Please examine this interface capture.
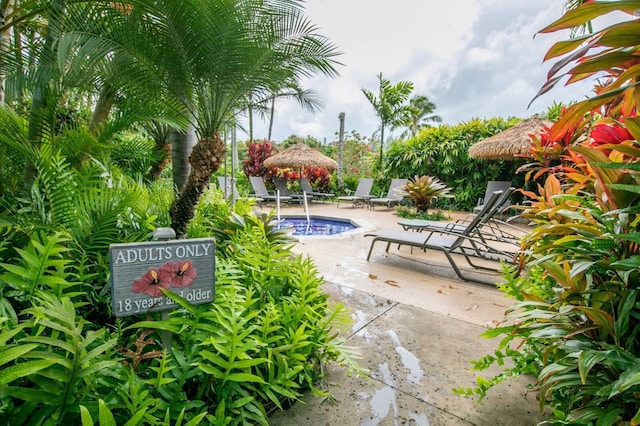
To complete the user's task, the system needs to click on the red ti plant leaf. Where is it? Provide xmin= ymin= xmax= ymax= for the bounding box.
xmin=623 ymin=116 xmax=640 ymax=142
xmin=598 ymin=20 xmax=640 ymax=48
xmin=538 ymin=1 xmax=640 ymax=34
xmin=571 ymin=146 xmax=626 ymax=210
xmin=544 ymin=34 xmax=592 ymax=61
xmin=573 ymin=306 xmax=616 ymax=340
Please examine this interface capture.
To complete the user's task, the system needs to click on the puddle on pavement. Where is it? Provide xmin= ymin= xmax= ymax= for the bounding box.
xmin=388 ymin=330 xmax=425 ymax=384
xmin=367 ymin=386 xmax=397 ymax=424
xmin=352 ymin=309 xmax=370 ymax=332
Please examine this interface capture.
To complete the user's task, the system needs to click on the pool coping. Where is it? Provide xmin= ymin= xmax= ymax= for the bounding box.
xmin=279 ymin=214 xmax=374 ymax=239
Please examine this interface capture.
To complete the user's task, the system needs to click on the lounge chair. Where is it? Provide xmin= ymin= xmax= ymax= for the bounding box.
xmin=336 ymin=178 xmax=374 ymax=208
xmin=299 ymin=178 xmax=334 ymax=203
xmin=474 ymin=181 xmax=513 ymax=219
xmin=217 ymin=176 xmax=263 ymax=204
xmin=368 ymin=178 xmax=409 ymax=209
xmin=249 ymin=176 xmax=292 ymax=205
xmin=397 ymin=187 xmax=525 ymax=245
xmin=365 ymin=190 xmax=519 ymax=285
xmin=273 ymin=178 xmax=314 ymax=205
xmin=217 ymin=176 xmax=240 ymax=200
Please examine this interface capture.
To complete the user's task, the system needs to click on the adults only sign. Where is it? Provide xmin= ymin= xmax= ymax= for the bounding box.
xmin=109 ymin=238 xmax=215 ymax=317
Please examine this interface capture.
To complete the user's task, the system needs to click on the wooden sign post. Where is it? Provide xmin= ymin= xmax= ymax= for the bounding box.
xmin=109 ymin=235 xmax=215 ymax=315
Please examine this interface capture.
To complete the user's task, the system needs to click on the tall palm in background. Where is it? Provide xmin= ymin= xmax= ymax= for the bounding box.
xmin=362 ymin=72 xmax=413 ymax=166
xmin=403 ymin=95 xmax=442 ymax=138
xmin=260 ymin=80 xmax=324 ymax=143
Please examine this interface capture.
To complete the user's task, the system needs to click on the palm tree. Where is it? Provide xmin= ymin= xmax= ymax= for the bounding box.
xmin=2 ymin=0 xmax=341 ymax=237
xmin=1 ymin=1 xmax=181 ymax=186
xmin=259 ymin=81 xmax=323 ymax=142
xmin=362 ymin=73 xmax=413 ymax=166
xmin=155 ymin=1 xmax=341 ymax=236
xmin=402 ymin=95 xmax=442 ymax=138
xmin=0 ymin=0 xmax=16 ymax=104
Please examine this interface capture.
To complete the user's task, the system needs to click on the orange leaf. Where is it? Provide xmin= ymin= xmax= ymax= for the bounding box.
xmin=538 ymin=1 xmax=640 ymax=34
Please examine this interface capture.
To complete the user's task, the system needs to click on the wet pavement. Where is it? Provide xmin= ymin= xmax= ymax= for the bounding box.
xmin=265 ymin=201 xmax=546 ymax=425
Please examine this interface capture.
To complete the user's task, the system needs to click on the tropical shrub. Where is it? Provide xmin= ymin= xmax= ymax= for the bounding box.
xmin=0 ymin=108 xmax=27 ymax=197
xmin=395 ymin=206 xmax=449 ymax=221
xmin=110 ymin=131 xmax=160 ymax=180
xmin=243 ymin=140 xmax=274 ymax=177
xmin=456 ymin=3 xmax=640 ymax=424
xmin=0 ymin=166 xmax=361 ymax=424
xmin=304 ymin=167 xmax=331 ymax=193
xmin=400 ymin=175 xmax=453 ymax=212
xmin=126 ymin=205 xmax=362 ymax=424
xmin=324 ymin=131 xmax=376 ymax=185
xmin=384 ymin=117 xmax=522 ymax=211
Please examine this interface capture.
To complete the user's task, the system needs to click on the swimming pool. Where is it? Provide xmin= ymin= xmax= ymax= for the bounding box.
xmin=277 ymin=216 xmax=358 ymax=236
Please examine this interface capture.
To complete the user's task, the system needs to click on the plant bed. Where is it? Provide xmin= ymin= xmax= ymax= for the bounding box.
xmin=395 ymin=205 xmax=450 ymax=221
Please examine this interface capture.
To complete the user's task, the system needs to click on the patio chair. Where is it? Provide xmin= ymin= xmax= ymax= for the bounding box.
xmin=217 ymin=176 xmax=263 ymax=204
xmin=368 ymin=178 xmax=409 ymax=209
xmin=474 ymin=180 xmax=513 ymax=219
xmin=249 ymin=176 xmax=292 ymax=205
xmin=365 ymin=190 xmax=519 ymax=285
xmin=217 ymin=176 xmax=240 ymax=201
xmin=273 ymin=178 xmax=314 ymax=205
xmin=299 ymin=178 xmax=334 ymax=203
xmin=336 ymin=178 xmax=374 ymax=208
xmin=397 ymin=187 xmax=526 ymax=246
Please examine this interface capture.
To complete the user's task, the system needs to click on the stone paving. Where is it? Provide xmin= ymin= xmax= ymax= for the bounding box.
xmin=264 ymin=201 xmax=546 ymax=425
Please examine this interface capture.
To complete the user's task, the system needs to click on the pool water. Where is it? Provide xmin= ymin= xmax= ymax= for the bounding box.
xmin=278 ymin=217 xmax=358 ymax=236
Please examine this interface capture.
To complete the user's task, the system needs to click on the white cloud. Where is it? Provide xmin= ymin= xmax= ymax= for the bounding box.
xmin=246 ymin=0 xmax=612 ymax=143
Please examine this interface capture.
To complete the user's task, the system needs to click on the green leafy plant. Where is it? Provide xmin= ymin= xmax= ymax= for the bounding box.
xmin=400 ymin=175 xmax=453 ymax=212
xmin=0 ymin=293 xmax=120 ymax=425
xmin=395 ymin=205 xmax=449 ymax=221
xmin=130 ymin=208 xmax=362 ymax=425
xmin=457 ymin=3 xmax=640 ymax=422
xmin=384 ymin=117 xmax=522 ymax=211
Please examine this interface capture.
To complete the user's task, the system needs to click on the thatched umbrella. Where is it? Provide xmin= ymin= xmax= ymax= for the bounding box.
xmin=468 ymin=116 xmax=552 ymax=160
xmin=263 ymin=143 xmax=338 ymax=170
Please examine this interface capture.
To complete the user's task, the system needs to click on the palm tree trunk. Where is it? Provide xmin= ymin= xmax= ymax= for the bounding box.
xmin=89 ymin=83 xmax=116 ymax=133
xmin=170 ymin=132 xmax=225 ymax=238
xmin=248 ymin=101 xmax=254 ymax=142
xmin=379 ymin=124 xmax=385 ymax=167
xmin=24 ymin=0 xmax=65 ymax=188
xmin=268 ymin=96 xmax=275 ymax=142
xmin=170 ymin=125 xmax=197 ymax=191
xmin=0 ymin=0 xmax=16 ymax=104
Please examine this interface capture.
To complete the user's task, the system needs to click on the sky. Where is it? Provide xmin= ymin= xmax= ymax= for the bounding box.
xmin=247 ymin=0 xmax=608 ymax=144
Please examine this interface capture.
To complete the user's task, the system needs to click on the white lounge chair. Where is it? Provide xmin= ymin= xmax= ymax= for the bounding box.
xmin=299 ymin=178 xmax=334 ymax=203
xmin=368 ymin=178 xmax=409 ymax=209
xmin=336 ymin=178 xmax=374 ymax=208
xmin=397 ymin=187 xmax=525 ymax=245
xmin=273 ymin=178 xmax=313 ymax=205
xmin=217 ymin=176 xmax=263 ymax=204
xmin=474 ymin=180 xmax=513 ymax=219
xmin=249 ymin=176 xmax=292 ymax=205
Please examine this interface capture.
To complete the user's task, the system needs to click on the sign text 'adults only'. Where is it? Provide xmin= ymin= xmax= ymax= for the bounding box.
xmin=109 ymin=238 xmax=215 ymax=317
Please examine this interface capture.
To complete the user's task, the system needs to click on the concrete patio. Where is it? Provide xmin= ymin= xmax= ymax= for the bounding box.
xmin=265 ymin=201 xmax=546 ymax=425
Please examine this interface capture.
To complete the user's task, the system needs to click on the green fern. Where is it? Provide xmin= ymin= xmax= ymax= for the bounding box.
xmin=31 ymin=145 xmax=80 ymax=229
xmin=78 ymin=399 xmax=207 ymax=426
xmin=0 ymin=319 xmax=57 ymax=387
xmin=0 ymin=294 xmax=120 ymax=425
xmin=0 ymin=231 xmax=75 ymax=301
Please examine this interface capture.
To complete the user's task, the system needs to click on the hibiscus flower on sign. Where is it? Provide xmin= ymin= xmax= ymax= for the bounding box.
xmin=161 ymin=260 xmax=197 ymax=288
xmin=132 ymin=267 xmax=173 ymax=297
